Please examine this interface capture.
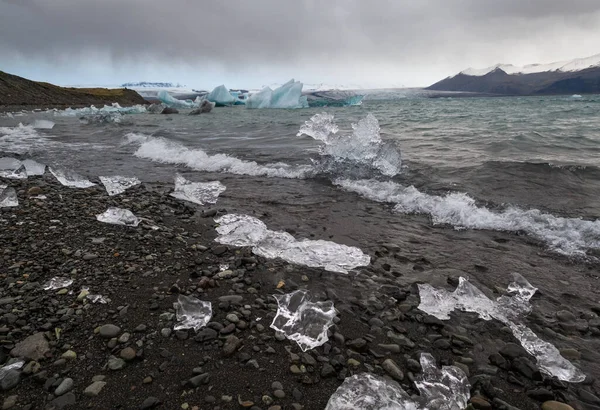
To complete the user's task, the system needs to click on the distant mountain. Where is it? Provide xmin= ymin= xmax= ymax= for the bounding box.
xmin=428 ymin=54 xmax=600 ymax=95
xmin=121 ymin=82 xmax=185 ymax=88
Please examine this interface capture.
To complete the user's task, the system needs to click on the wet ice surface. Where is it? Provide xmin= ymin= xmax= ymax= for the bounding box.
xmin=99 ymin=175 xmax=141 ymax=196
xmin=0 ymin=157 xmax=46 ymax=178
xmin=49 ymin=168 xmax=95 ymax=188
xmin=214 ymin=214 xmax=370 ymax=273
xmin=22 ymin=159 xmax=46 ymax=175
xmin=417 ymin=273 xmax=586 ymax=382
xmin=96 ymin=208 xmax=140 ymax=227
xmin=325 ymin=353 xmax=470 ymax=410
xmin=270 ymin=290 xmax=336 ymax=352
xmin=173 ymin=295 xmax=212 ymax=332
xmin=0 ymin=186 xmax=18 ymax=207
xmin=170 ymin=174 xmax=226 ymax=205
xmin=43 ymin=277 xmax=73 ymax=290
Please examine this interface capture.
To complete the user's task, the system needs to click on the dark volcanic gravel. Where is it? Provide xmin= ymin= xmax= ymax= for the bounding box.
xmin=1 ymin=171 xmax=599 ymax=410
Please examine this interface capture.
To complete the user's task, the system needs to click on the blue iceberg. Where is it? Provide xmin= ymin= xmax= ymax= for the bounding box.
xmin=206 ymin=85 xmax=236 ymax=107
xmin=246 ymin=79 xmax=309 ymax=109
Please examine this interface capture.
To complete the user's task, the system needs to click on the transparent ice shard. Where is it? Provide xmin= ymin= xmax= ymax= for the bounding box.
xmin=417 ymin=274 xmax=585 ymax=382
xmin=87 ymin=294 xmax=108 ymax=304
xmin=325 ymin=353 xmax=470 ymax=410
xmin=49 ymin=168 xmax=95 ymax=188
xmin=298 ymin=113 xmax=339 ymax=142
xmin=0 ymin=186 xmax=18 ymax=207
xmin=43 ymin=277 xmax=74 ymax=290
xmin=270 ymin=290 xmax=336 ymax=352
xmin=0 ymin=164 xmax=27 ymax=179
xmin=96 ymin=207 xmax=140 ymax=227
xmin=99 ymin=175 xmax=141 ymax=196
xmin=214 ymin=214 xmax=370 ymax=273
xmin=173 ymin=294 xmax=212 ymax=332
xmin=22 ymin=159 xmax=46 ymax=176
xmin=170 ymin=174 xmax=226 ymax=205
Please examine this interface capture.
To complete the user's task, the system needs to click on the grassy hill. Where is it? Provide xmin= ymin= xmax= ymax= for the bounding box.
xmin=0 ymin=70 xmax=147 ymax=109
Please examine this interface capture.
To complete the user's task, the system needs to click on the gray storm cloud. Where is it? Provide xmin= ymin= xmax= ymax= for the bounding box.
xmin=1 ymin=0 xmax=600 ymax=86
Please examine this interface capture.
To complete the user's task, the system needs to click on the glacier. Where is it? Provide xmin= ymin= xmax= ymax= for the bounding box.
xmin=206 ymin=85 xmax=237 ymax=107
xmin=246 ymin=79 xmax=309 ymax=109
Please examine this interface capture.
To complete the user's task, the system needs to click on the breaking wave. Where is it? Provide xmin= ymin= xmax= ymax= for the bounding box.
xmin=335 ymin=178 xmax=600 ymax=256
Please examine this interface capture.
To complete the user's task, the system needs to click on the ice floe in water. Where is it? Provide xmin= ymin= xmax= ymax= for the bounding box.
xmin=335 ymin=179 xmax=600 ymax=256
xmin=417 ymin=274 xmax=585 ymax=382
xmin=99 ymin=175 xmax=141 ymax=196
xmin=173 ymin=295 xmax=212 ymax=332
xmin=271 ymin=290 xmax=336 ymax=351
xmin=32 ymin=119 xmax=55 ymax=129
xmin=214 ymin=214 xmax=370 ymax=273
xmin=170 ymin=174 xmax=226 ymax=205
xmin=325 ymin=353 xmax=470 ymax=410
xmin=56 ymin=103 xmax=147 ymax=116
xmin=49 ymin=167 xmax=95 ymax=188
xmin=0 ymin=186 xmax=18 ymax=207
xmin=96 ymin=208 xmax=140 ymax=227
xmin=246 ymin=79 xmax=308 ymax=109
xmin=43 ymin=277 xmax=73 ymax=290
xmin=206 ymin=85 xmax=236 ymax=106
xmin=298 ymin=113 xmax=402 ymax=177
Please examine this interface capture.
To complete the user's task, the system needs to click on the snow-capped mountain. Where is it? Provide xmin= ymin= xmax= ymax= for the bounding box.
xmin=121 ymin=82 xmax=185 ymax=88
xmin=459 ymin=54 xmax=600 ymax=77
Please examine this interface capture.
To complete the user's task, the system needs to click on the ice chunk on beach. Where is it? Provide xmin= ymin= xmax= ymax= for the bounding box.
xmin=417 ymin=274 xmax=585 ymax=382
xmin=0 ymin=157 xmax=21 ymax=170
xmin=22 ymin=159 xmax=46 ymax=175
xmin=271 ymin=290 xmax=336 ymax=351
xmin=96 ymin=207 xmax=140 ymax=227
xmin=49 ymin=168 xmax=95 ymax=188
xmin=99 ymin=176 xmax=141 ymax=196
xmin=173 ymin=294 xmax=212 ymax=332
xmin=32 ymin=119 xmax=55 ymax=129
xmin=170 ymin=174 xmax=226 ymax=205
xmin=325 ymin=353 xmax=470 ymax=410
xmin=43 ymin=277 xmax=73 ymax=290
xmin=246 ymin=79 xmax=309 ymax=109
xmin=206 ymin=85 xmax=236 ymax=107
xmin=0 ymin=164 xmax=27 ymax=179
xmin=214 ymin=214 xmax=370 ymax=273
xmin=0 ymin=186 xmax=18 ymax=207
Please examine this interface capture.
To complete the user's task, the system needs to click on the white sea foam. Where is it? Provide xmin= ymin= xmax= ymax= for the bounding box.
xmin=215 ymin=214 xmax=370 ymax=273
xmin=335 ymin=179 xmax=600 ymax=256
xmin=130 ymin=134 xmax=312 ymax=179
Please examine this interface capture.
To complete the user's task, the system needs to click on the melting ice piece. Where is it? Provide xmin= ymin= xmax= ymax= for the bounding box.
xmin=0 ymin=186 xmax=18 ymax=207
xmin=99 ymin=175 xmax=141 ymax=196
xmin=206 ymin=85 xmax=236 ymax=106
xmin=417 ymin=273 xmax=585 ymax=382
xmin=22 ymin=159 xmax=46 ymax=175
xmin=170 ymin=174 xmax=226 ymax=205
xmin=87 ymin=294 xmax=108 ymax=304
xmin=173 ymin=294 xmax=212 ymax=332
xmin=157 ymin=90 xmax=196 ymax=108
xmin=96 ymin=207 xmax=140 ymax=227
xmin=298 ymin=113 xmax=401 ymax=177
xmin=49 ymin=168 xmax=95 ymax=188
xmin=0 ymin=164 xmax=27 ymax=179
xmin=271 ymin=290 xmax=336 ymax=351
xmin=325 ymin=353 xmax=470 ymax=410
xmin=43 ymin=277 xmax=74 ymax=290
xmin=32 ymin=119 xmax=55 ymax=129
xmin=246 ymin=79 xmax=309 ymax=109
xmin=214 ymin=214 xmax=370 ymax=273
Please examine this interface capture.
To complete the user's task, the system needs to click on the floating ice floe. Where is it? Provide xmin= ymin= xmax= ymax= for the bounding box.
xmin=246 ymin=79 xmax=309 ymax=109
xmin=206 ymin=85 xmax=237 ymax=107
xmin=80 ymin=112 xmax=124 ymax=124
xmin=170 ymin=174 xmax=226 ymax=205
xmin=215 ymin=214 xmax=370 ymax=273
xmin=32 ymin=119 xmax=55 ymax=129
xmin=334 ymin=179 xmax=600 ymax=256
xmin=96 ymin=207 xmax=140 ymax=227
xmin=157 ymin=90 xmax=200 ymax=109
xmin=325 ymin=353 xmax=470 ymax=410
xmin=0 ymin=185 xmax=18 ymax=207
xmin=43 ymin=277 xmax=74 ymax=290
xmin=298 ymin=113 xmax=402 ymax=177
xmin=49 ymin=168 xmax=95 ymax=188
xmin=271 ymin=290 xmax=336 ymax=351
xmin=99 ymin=175 xmax=141 ymax=196
xmin=173 ymin=294 xmax=212 ymax=332
xmin=417 ymin=274 xmax=585 ymax=382
xmin=56 ymin=103 xmax=147 ymax=117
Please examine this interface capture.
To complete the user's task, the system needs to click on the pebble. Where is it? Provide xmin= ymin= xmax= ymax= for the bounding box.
xmin=0 ymin=370 xmax=20 ymax=391
xmin=222 ymin=335 xmax=241 ymax=356
xmin=83 ymin=381 xmax=106 ymax=397
xmin=541 ymin=401 xmax=575 ymax=410
xmin=2 ymin=396 xmax=17 ymax=409
xmin=382 ymin=359 xmax=404 ymax=381
xmin=141 ymin=397 xmax=161 ymax=409
xmin=120 ymin=347 xmax=136 ymax=361
xmin=61 ymin=350 xmax=76 ymax=360
xmin=10 ymin=332 xmax=50 ymax=361
xmin=54 ymin=378 xmax=74 ymax=396
xmin=107 ymin=356 xmax=126 ymax=370
xmin=99 ymin=324 xmax=121 ymax=339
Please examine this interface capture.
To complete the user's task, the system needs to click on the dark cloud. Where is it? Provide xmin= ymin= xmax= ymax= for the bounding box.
xmin=1 ymin=0 xmax=599 ymax=86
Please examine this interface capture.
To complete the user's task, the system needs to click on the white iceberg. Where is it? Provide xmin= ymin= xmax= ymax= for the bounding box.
xmin=43 ymin=277 xmax=74 ymax=290
xmin=0 ymin=186 xmax=18 ymax=207
xmin=206 ymin=85 xmax=236 ymax=107
xmin=173 ymin=294 xmax=212 ymax=332
xmin=271 ymin=290 xmax=336 ymax=352
xmin=96 ymin=207 xmax=140 ymax=227
xmin=325 ymin=353 xmax=470 ymax=410
xmin=99 ymin=175 xmax=141 ymax=196
xmin=417 ymin=274 xmax=585 ymax=382
xmin=157 ymin=90 xmax=196 ymax=109
xmin=214 ymin=214 xmax=370 ymax=273
xmin=49 ymin=168 xmax=95 ymax=188
xmin=170 ymin=174 xmax=226 ymax=205
xmin=246 ymin=79 xmax=309 ymax=109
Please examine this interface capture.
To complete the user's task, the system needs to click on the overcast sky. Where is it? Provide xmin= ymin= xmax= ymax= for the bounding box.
xmin=1 ymin=0 xmax=599 ymax=89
